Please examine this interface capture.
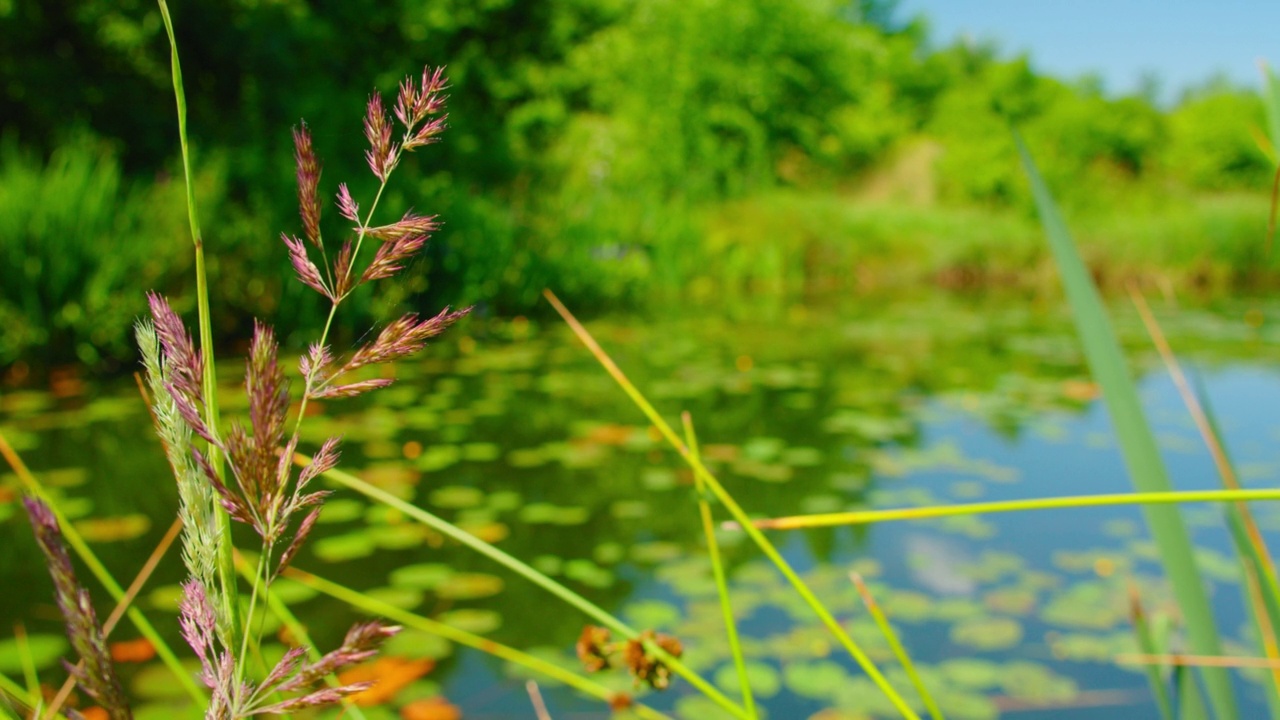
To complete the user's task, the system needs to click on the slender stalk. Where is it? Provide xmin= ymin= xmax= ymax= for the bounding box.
xmin=283 ymin=567 xmax=675 ymax=720
xmin=0 ymin=673 xmax=43 ymax=718
xmin=741 ymin=488 xmax=1280 ymax=530
xmin=1119 ymin=654 xmax=1280 ymax=670
xmin=527 ymin=681 xmax=553 ymax=720
xmin=542 ymin=289 xmax=920 ymax=720
xmin=0 ymin=430 xmax=206 ymax=704
xmin=155 ymin=0 xmax=241 ymax=644
xmin=850 ymin=573 xmax=944 ymax=720
xmin=682 ymin=413 xmax=756 ymax=720
xmin=231 ymin=555 xmax=368 ymax=720
xmin=12 ymin=626 xmax=38 ymax=716
xmin=1126 ymin=585 xmax=1175 ymax=720
xmin=300 ymin=456 xmax=747 ymax=719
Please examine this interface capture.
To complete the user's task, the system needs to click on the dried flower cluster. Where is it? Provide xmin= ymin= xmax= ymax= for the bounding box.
xmin=576 ymin=625 xmax=684 ymax=690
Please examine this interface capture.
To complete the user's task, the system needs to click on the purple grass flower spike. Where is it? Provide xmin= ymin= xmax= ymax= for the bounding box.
xmin=292 ymin=122 xmax=323 ymax=247
xmin=23 ymin=496 xmax=132 ymax=720
xmin=147 ymin=292 xmax=203 ymax=403
xmin=343 ymin=306 xmax=471 ymax=373
xmin=363 ymin=93 xmax=395 ymax=182
xmin=283 ymin=234 xmax=331 ymax=299
xmin=310 ymin=377 xmax=395 ymax=400
xmin=336 ymin=183 xmax=360 ymax=223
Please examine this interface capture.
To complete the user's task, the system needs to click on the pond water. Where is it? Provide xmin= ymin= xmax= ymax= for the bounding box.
xmin=3 ymin=291 xmax=1280 ymax=719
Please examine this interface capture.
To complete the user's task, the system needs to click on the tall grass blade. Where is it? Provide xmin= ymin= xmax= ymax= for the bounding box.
xmin=1014 ymin=132 xmax=1236 ymax=720
xmin=850 ymin=573 xmax=945 ymax=720
xmin=543 ymin=289 xmax=921 ymax=720
xmin=304 ymin=458 xmax=746 ymax=719
xmin=12 ymin=625 xmax=40 ymax=718
xmin=682 ymin=413 xmax=757 ymax=720
xmin=155 ymin=0 xmax=240 ymax=642
xmin=1128 ymin=585 xmax=1176 ymax=720
xmin=283 ymin=566 xmax=675 ymax=720
xmin=1261 ymin=63 xmax=1280 ymax=165
xmin=0 ymin=673 xmax=41 ymax=719
xmin=0 ymin=431 xmax=206 ymax=704
xmin=1130 ymin=288 xmax=1280 ymax=703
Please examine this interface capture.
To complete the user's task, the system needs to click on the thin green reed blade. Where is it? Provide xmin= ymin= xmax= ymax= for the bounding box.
xmin=1128 ymin=587 xmax=1174 ymax=720
xmin=1015 ymin=132 xmax=1237 ymax=720
xmin=1261 ymin=63 xmax=1280 ymax=162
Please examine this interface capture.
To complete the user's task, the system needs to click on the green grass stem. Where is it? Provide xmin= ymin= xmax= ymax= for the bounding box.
xmin=1127 ymin=586 xmax=1175 ymax=720
xmin=0 ymin=430 xmax=206 ymax=704
xmin=682 ymin=413 xmax=756 ymax=720
xmin=12 ymin=626 xmax=38 ymax=717
xmin=303 ymin=457 xmax=745 ymax=719
xmin=745 ymin=488 xmax=1280 ymax=530
xmin=0 ymin=672 xmax=42 ymax=719
xmin=1016 ymin=131 xmax=1236 ymax=720
xmin=155 ymin=0 xmax=241 ymax=645
xmin=543 ymin=289 xmax=921 ymax=720
xmin=850 ymin=573 xmax=944 ymax=720
xmin=283 ymin=566 xmax=675 ymax=720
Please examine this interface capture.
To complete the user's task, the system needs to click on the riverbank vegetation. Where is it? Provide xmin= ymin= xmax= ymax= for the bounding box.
xmin=3 ymin=0 xmax=1278 ymax=370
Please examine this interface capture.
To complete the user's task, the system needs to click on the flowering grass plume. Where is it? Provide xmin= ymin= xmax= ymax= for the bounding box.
xmin=22 ymin=496 xmax=131 ymax=720
xmin=138 ymin=62 xmax=469 ymax=717
xmin=179 ymin=579 xmax=397 ymax=718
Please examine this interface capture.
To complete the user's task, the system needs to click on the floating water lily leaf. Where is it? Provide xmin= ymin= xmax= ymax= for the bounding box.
xmin=982 ymin=587 xmax=1037 ymax=615
xmin=459 ymin=520 xmax=509 ymax=544
xmin=0 ymin=633 xmax=68 ymax=672
xmin=715 ymin=661 xmax=781 ymax=698
xmin=318 ymin=498 xmax=364 ymax=524
xmin=564 ymin=559 xmax=614 ymax=588
xmin=625 ymin=599 xmax=682 ymax=629
xmin=593 ymin=542 xmax=625 ymax=565
xmin=428 ymin=485 xmax=485 ymax=509
xmin=436 ymin=573 xmax=504 ymax=600
xmin=674 ymin=695 xmax=738 ymax=720
xmin=74 ymin=513 xmax=151 ymax=542
xmin=461 ymin=442 xmax=501 ymax=462
xmin=484 ymin=490 xmax=522 ymax=512
xmin=147 ymin=583 xmax=184 ymax=611
xmin=781 ymin=446 xmax=823 ymax=467
xmin=517 ymin=503 xmax=590 ymax=525
xmin=939 ymin=658 xmax=1003 ymax=690
xmin=641 ymin=467 xmax=677 ymax=490
xmin=950 ymin=616 xmax=1023 ymax=651
xmin=630 ymin=541 xmax=683 ymax=564
xmin=999 ymin=661 xmax=1078 ymax=703
xmin=390 ymin=564 xmax=455 ymax=590
xmin=417 ymin=445 xmax=460 ymax=472
xmin=783 ymin=659 xmax=848 ymax=700
xmin=383 ymin=629 xmax=453 ymax=661
xmin=1040 ymin=580 xmax=1126 ymax=629
xmin=532 ymin=555 xmax=563 ymax=576
xmin=361 ymin=587 xmax=425 ymax=612
xmin=610 ymin=500 xmax=649 ymax=519
xmin=931 ymin=690 xmax=999 ymax=720
xmin=368 ymin=524 xmax=429 ymax=550
xmin=438 ymin=609 xmax=501 ymax=634
xmin=1048 ymin=631 xmax=1136 ymax=662
xmin=313 ymin=532 xmax=377 ymax=562
xmin=506 ymin=448 xmax=547 ymax=468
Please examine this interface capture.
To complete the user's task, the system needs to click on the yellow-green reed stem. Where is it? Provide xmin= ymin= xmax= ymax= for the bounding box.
xmin=302 ymin=457 xmax=747 ymax=720
xmin=12 ymin=626 xmax=38 ymax=714
xmin=850 ymin=574 xmax=943 ymax=720
xmin=1127 ymin=585 xmax=1175 ymax=720
xmin=543 ymin=289 xmax=920 ymax=720
xmin=235 ymin=548 xmax=271 ymax=689
xmin=156 ymin=0 xmax=240 ymax=644
xmin=232 ymin=555 xmax=368 ymax=720
xmin=0 ymin=431 xmax=207 ymax=704
xmin=284 ymin=567 xmax=675 ymax=720
xmin=683 ymin=413 xmax=756 ymax=720
xmin=747 ymin=489 xmax=1280 ymax=531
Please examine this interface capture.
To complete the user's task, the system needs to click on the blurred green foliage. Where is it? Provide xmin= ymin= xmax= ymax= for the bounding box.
xmin=0 ymin=0 xmax=1274 ymax=368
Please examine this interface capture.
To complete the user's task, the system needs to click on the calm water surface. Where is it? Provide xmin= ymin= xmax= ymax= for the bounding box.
xmin=3 ymin=293 xmax=1280 ymax=719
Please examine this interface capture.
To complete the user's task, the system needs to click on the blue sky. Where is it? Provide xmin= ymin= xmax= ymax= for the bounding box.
xmin=895 ymin=1 xmax=1279 ymax=102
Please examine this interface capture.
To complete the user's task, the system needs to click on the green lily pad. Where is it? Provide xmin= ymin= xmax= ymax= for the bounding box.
xmin=436 ymin=573 xmax=505 ymax=600
xmin=564 ymin=559 xmax=614 ymax=588
xmin=317 ymin=498 xmax=364 ymax=524
xmin=390 ymin=563 xmax=455 ymax=590
xmin=383 ymin=629 xmax=453 ymax=660
xmin=518 ymin=503 xmax=590 ymax=525
xmin=715 ymin=661 xmax=781 ymax=698
xmin=782 ymin=659 xmax=848 ymax=700
xmin=0 ymin=634 xmax=68 ymax=673
xmin=428 ymin=485 xmax=485 ymax=509
xmin=625 ymin=599 xmax=682 ymax=629
xmin=313 ymin=532 xmax=377 ymax=562
xmin=461 ymin=442 xmax=501 ymax=462
xmin=439 ymin=609 xmax=501 ymax=634
xmin=950 ymin=616 xmax=1023 ymax=651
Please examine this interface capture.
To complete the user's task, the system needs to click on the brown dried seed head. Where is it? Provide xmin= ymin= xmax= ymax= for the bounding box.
xmin=576 ymin=625 xmax=612 ymax=673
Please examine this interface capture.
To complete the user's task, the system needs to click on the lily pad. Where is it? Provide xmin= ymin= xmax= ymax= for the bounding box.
xmin=436 ymin=573 xmax=504 ymax=600
xmin=950 ymin=616 xmax=1023 ymax=651
xmin=715 ymin=661 xmax=781 ymax=698
xmin=428 ymin=485 xmax=485 ymax=509
xmin=390 ymin=564 xmax=455 ymax=590
xmin=312 ymin=532 xmax=377 ymax=562
xmin=0 ymin=633 xmax=68 ymax=672
xmin=438 ymin=608 xmax=501 ymax=634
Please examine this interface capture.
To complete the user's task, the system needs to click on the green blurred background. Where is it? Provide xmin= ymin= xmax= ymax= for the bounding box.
xmin=2 ymin=0 xmax=1277 ymax=371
